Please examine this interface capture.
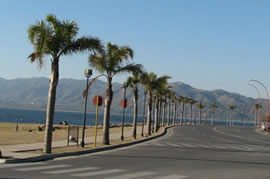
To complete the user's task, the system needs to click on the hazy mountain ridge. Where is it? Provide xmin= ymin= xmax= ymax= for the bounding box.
xmin=0 ymin=78 xmax=262 ymax=121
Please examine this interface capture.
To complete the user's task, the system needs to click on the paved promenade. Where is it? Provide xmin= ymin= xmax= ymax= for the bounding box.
xmin=0 ymin=126 xmax=143 ymax=159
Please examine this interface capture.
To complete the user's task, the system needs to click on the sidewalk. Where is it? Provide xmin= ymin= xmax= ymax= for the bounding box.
xmin=0 ymin=125 xmax=167 ymax=163
xmin=0 ymin=126 xmax=140 ymax=159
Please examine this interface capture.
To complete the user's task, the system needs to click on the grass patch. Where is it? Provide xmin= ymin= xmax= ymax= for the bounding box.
xmin=18 ymin=128 xmax=164 ymax=155
xmin=0 ymin=123 xmax=134 ymax=145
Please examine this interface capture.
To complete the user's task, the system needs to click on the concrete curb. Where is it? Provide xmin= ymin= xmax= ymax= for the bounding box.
xmin=254 ymin=128 xmax=268 ymax=135
xmin=0 ymin=126 xmax=171 ymax=164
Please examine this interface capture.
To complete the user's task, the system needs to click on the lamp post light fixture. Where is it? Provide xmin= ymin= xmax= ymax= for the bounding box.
xmin=220 ymin=109 xmax=223 ymax=125
xmin=80 ymin=68 xmax=92 ymax=148
xmin=248 ymin=83 xmax=261 ymax=128
xmin=241 ymin=111 xmax=244 ymax=127
xmin=249 ymin=79 xmax=269 ymax=132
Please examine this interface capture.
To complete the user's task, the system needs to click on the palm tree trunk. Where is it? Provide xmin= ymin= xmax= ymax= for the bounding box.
xmin=43 ymin=58 xmax=59 ymax=154
xmin=146 ymin=93 xmax=152 ymax=136
xmin=190 ymin=106 xmax=192 ymax=125
xmin=255 ymin=109 xmax=257 ymax=127
xmin=158 ymin=98 xmax=162 ymax=129
xmin=181 ymin=103 xmax=184 ymax=125
xmin=230 ymin=111 xmax=232 ymax=126
xmin=132 ymin=88 xmax=138 ymax=139
xmin=103 ymin=77 xmax=113 ymax=145
xmin=154 ymin=96 xmax=159 ymax=132
xmin=162 ymin=97 xmax=166 ymax=127
xmin=167 ymin=99 xmax=171 ymax=126
xmin=173 ymin=101 xmax=177 ymax=126
xmin=212 ymin=109 xmax=215 ymax=125
xmin=199 ymin=109 xmax=202 ymax=125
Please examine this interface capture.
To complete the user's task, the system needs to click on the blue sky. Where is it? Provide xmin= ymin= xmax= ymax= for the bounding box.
xmin=0 ymin=0 xmax=270 ymax=98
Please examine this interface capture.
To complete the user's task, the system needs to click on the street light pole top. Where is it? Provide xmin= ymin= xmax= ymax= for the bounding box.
xmin=84 ymin=68 xmax=92 ymax=78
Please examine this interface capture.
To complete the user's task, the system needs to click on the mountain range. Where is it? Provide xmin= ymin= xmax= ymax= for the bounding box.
xmin=0 ymin=77 xmax=263 ymax=122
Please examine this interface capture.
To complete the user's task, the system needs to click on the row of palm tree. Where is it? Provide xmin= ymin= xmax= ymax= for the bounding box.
xmin=28 ymin=15 xmax=258 ymax=154
xmin=28 ymin=15 xmax=174 ymax=153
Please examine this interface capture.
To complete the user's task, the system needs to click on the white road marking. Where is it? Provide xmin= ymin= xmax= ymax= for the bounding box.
xmin=196 ymin=144 xmax=211 ymax=148
xmin=104 ymin=171 xmax=156 ymax=179
xmin=71 ymin=169 xmax=125 ymax=177
xmin=14 ymin=164 xmax=71 ymax=171
xmin=0 ymin=162 xmax=47 ymax=169
xmin=154 ymin=174 xmax=188 ymax=179
xmin=42 ymin=167 xmax=99 ymax=174
xmin=213 ymin=127 xmax=270 ymax=144
xmin=153 ymin=143 xmax=166 ymax=146
xmin=210 ymin=144 xmax=226 ymax=149
xmin=228 ymin=145 xmax=244 ymax=150
xmin=169 ymin=143 xmax=180 ymax=147
xmin=181 ymin=143 xmax=195 ymax=148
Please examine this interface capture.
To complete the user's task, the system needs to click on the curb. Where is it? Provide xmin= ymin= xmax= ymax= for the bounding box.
xmin=0 ymin=126 xmax=171 ymax=164
xmin=254 ymin=128 xmax=268 ymax=135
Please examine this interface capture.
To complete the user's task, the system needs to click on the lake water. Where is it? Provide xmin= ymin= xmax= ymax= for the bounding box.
xmin=0 ymin=107 xmax=255 ymax=127
xmin=0 ymin=107 xmax=142 ymax=126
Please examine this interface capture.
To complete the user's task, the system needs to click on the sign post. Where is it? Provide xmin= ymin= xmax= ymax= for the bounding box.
xmin=93 ymin=95 xmax=103 ymax=147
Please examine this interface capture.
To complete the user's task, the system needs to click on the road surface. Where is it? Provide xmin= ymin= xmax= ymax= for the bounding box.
xmin=1 ymin=125 xmax=270 ymax=179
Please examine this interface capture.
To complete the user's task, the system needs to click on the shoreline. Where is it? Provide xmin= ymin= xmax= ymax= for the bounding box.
xmin=0 ymin=106 xmax=137 ymax=116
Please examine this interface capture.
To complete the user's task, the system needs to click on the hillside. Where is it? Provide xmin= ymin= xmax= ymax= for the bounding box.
xmin=0 ymin=77 xmax=262 ymax=121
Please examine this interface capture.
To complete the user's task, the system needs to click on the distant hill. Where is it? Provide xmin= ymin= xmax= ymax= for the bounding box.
xmin=0 ymin=77 xmax=263 ymax=121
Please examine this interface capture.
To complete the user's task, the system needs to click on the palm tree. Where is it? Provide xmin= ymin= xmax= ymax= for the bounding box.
xmin=254 ymin=104 xmax=262 ymax=127
xmin=167 ymin=90 xmax=173 ymax=126
xmin=197 ymin=102 xmax=205 ymax=125
xmin=125 ymin=72 xmax=143 ymax=139
xmin=28 ymin=14 xmax=103 ymax=153
xmin=210 ymin=103 xmax=218 ymax=125
xmin=172 ymin=93 xmax=178 ymax=126
xmin=188 ymin=99 xmax=197 ymax=125
xmin=153 ymin=93 xmax=160 ymax=132
xmin=179 ymin=96 xmax=188 ymax=125
xmin=229 ymin=105 xmax=237 ymax=126
xmin=89 ymin=42 xmax=142 ymax=144
xmin=161 ymin=88 xmax=170 ymax=127
xmin=141 ymin=72 xmax=170 ymax=136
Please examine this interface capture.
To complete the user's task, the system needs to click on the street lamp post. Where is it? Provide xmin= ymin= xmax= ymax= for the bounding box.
xmin=121 ymin=83 xmax=128 ymax=141
xmin=220 ymin=109 xmax=223 ymax=125
xmin=241 ymin=111 xmax=244 ymax=127
xmin=248 ymin=83 xmax=261 ymax=128
xmin=249 ymin=80 xmax=269 ymax=132
xmin=81 ymin=68 xmax=92 ymax=148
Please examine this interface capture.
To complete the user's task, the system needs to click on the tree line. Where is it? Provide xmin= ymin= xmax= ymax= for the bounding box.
xmin=28 ymin=15 xmax=263 ymax=154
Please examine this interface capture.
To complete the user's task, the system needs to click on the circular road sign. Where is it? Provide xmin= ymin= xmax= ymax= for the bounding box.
xmin=120 ymin=99 xmax=128 ymax=108
xmin=93 ymin=95 xmax=103 ymax=106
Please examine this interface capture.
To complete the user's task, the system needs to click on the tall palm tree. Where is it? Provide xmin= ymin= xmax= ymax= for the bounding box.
xmin=254 ymin=104 xmax=262 ymax=127
xmin=167 ymin=90 xmax=173 ymax=126
xmin=179 ymin=96 xmax=188 ymax=125
xmin=125 ymin=72 xmax=143 ymax=139
xmin=141 ymin=72 xmax=170 ymax=136
xmin=28 ymin=14 xmax=103 ymax=153
xmin=161 ymin=88 xmax=171 ymax=127
xmin=188 ymin=99 xmax=197 ymax=125
xmin=197 ymin=102 xmax=205 ymax=125
xmin=210 ymin=103 xmax=218 ymax=125
xmin=172 ymin=93 xmax=178 ymax=126
xmin=89 ymin=42 xmax=142 ymax=144
xmin=229 ymin=105 xmax=237 ymax=126
xmin=153 ymin=93 xmax=160 ymax=132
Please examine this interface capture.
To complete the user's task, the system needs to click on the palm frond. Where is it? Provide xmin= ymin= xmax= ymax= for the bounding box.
xmin=82 ymin=74 xmax=106 ymax=98
xmin=60 ymin=36 xmax=104 ymax=57
xmin=89 ymin=53 xmax=107 ymax=74
xmin=113 ymin=63 xmax=143 ymax=77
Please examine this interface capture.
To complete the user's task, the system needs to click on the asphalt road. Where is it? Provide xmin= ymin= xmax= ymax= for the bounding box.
xmin=1 ymin=125 xmax=270 ymax=179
